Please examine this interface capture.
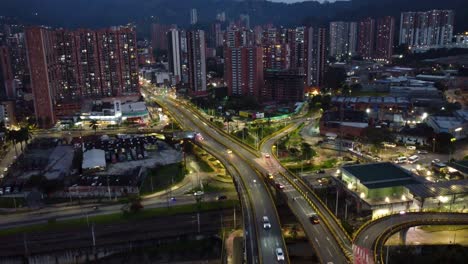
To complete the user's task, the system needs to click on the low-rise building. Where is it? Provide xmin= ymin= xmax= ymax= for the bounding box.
xmin=425 ymin=110 xmax=467 ymax=139
xmin=338 ymin=162 xmax=468 ymax=218
xmin=319 ymin=110 xmax=369 ymax=138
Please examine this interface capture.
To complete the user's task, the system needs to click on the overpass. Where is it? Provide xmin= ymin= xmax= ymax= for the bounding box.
xmin=155 ymin=93 xmax=468 ymax=264
xmin=157 ymin=97 xmax=289 ymax=264
xmin=158 ymin=96 xmax=350 ymax=263
xmin=353 ymin=212 xmax=468 ymax=264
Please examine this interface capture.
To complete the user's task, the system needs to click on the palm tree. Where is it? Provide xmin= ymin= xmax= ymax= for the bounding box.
xmin=18 ymin=126 xmax=33 ymax=151
xmin=89 ymin=120 xmax=99 ymax=135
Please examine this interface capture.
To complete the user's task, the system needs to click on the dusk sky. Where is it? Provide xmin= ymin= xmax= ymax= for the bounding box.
xmin=270 ymin=0 xmax=338 ymax=3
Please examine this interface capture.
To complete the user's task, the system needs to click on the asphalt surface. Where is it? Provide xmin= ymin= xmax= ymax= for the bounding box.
xmin=354 ymin=212 xmax=468 ymax=263
xmin=159 ymin=96 xmax=353 ymax=264
xmin=157 ymin=97 xmax=288 ymax=264
xmin=261 ymin=121 xmax=352 ymax=264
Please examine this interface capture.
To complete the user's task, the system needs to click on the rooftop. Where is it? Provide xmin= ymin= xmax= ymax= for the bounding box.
xmin=427 ymin=116 xmax=463 ymax=130
xmin=342 ymin=162 xmax=417 ymax=186
xmin=447 ymin=160 xmax=468 ymax=175
xmin=407 ymin=179 xmax=468 ymax=198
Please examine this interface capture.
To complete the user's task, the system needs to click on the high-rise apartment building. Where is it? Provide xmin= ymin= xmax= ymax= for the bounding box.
xmin=349 ymin=22 xmax=358 ymax=56
xmin=329 ymin=21 xmax=358 ymax=60
xmin=400 ymin=10 xmax=454 ymax=48
xmin=309 ymin=27 xmax=327 ymax=87
xmin=375 ymin=16 xmax=395 ymax=62
xmin=167 ymin=29 xmax=182 ymax=82
xmin=263 ymin=68 xmax=305 ymax=103
xmin=225 ymin=46 xmax=263 ymax=97
xmin=329 ymin=22 xmax=350 ymax=60
xmin=190 ymin=9 xmax=198 ymax=25
xmin=187 ymin=30 xmax=206 ymax=94
xmin=150 ymin=23 xmax=172 ymax=51
xmin=263 ymin=43 xmax=290 ymax=70
xmin=289 ymin=27 xmax=308 ymax=70
xmin=25 ymin=26 xmax=139 ymax=127
xmin=358 ymin=18 xmax=375 ymax=60
xmin=6 ymin=33 xmax=28 ymax=81
xmin=0 ymin=46 xmax=14 ymax=99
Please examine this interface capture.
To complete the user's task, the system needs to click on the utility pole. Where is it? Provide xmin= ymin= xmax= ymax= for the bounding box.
xmin=23 ymin=233 xmax=28 ymax=258
xmin=335 ymin=189 xmax=339 ymax=216
xmin=233 ymin=205 xmax=236 ymax=229
xmin=91 ymin=223 xmax=96 ymax=254
xmin=107 ymin=176 xmax=111 ymax=200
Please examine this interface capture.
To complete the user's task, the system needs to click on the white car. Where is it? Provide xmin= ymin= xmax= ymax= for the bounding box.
xmin=275 ymin=248 xmax=285 ymax=261
xmin=226 ymin=149 xmax=232 ymax=154
xmin=262 ymin=216 xmax=271 ymax=229
xmin=265 ymin=153 xmax=271 ymax=158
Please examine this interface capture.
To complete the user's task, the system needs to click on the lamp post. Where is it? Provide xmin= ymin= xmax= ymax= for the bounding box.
xmin=448 ymin=137 xmax=456 ymax=161
xmin=432 ymin=138 xmax=436 ymax=153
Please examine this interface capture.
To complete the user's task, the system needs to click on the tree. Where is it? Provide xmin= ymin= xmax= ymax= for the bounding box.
xmin=363 ymin=127 xmax=395 ymax=147
xmin=18 ymin=126 xmax=33 ymax=151
xmin=89 ymin=119 xmax=99 ymax=135
xmin=323 ymin=67 xmax=346 ymax=89
xmin=6 ymin=129 xmax=20 ymax=156
xmin=290 ymin=224 xmax=299 ymax=240
xmin=434 ymin=132 xmax=455 ymax=154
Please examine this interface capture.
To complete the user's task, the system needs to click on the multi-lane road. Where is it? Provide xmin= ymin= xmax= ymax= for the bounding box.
xmin=158 ymin=94 xmax=468 ymax=264
xmin=157 ymin=95 xmax=352 ymax=263
xmin=158 ymin=97 xmax=288 ymax=264
xmin=261 ymin=121 xmax=353 ymax=263
xmin=354 ymin=212 xmax=468 ymax=264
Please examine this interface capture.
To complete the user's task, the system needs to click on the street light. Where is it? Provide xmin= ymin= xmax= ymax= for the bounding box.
xmin=449 ymin=137 xmax=456 ymax=161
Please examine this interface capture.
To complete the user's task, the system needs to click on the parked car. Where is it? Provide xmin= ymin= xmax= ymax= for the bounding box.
xmin=276 ymin=183 xmax=285 ymax=189
xmin=315 ymin=169 xmax=325 ymax=174
xmin=417 ymin=150 xmax=428 ymax=154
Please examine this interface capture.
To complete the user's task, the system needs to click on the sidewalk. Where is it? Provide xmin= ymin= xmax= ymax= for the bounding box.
xmin=225 ymin=229 xmax=243 ymax=264
xmin=0 ymin=142 xmax=22 ymax=178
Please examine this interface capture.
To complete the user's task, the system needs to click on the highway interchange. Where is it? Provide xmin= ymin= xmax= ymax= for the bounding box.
xmin=156 ymin=94 xmax=350 ymax=264
xmin=154 ymin=93 xmax=468 ymax=264
xmin=1 ymin=88 xmax=467 ymax=263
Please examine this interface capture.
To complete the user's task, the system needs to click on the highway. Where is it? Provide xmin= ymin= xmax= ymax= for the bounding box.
xmin=157 ymin=97 xmax=288 ymax=264
xmin=159 ymin=95 xmax=354 ymax=263
xmin=353 ymin=212 xmax=468 ymax=264
xmin=260 ymin=121 xmax=353 ymax=263
xmin=155 ymin=95 xmax=357 ymax=263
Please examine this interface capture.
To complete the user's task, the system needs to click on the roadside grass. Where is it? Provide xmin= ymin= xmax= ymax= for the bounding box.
xmin=197 ymin=158 xmax=215 ymax=172
xmin=287 ymin=158 xmax=338 ymax=173
xmin=140 ymin=163 xmax=185 ymax=195
xmin=0 ymin=197 xmax=27 ymax=209
xmin=0 ymin=200 xmax=239 ymax=237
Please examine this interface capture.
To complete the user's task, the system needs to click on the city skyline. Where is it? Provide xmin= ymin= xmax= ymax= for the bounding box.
xmin=0 ymin=2 xmax=466 ymax=264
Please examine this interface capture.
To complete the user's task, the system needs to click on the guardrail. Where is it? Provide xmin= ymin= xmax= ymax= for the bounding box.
xmin=269 ymin=137 xmax=353 ymax=246
xmin=372 ymin=217 xmax=468 ymax=264
xmin=278 ymin=170 xmax=353 ymax=262
xmin=196 ymin=142 xmax=262 ymax=264
xmin=160 ymin=99 xmax=263 ymax=263
xmin=353 ymin=209 xmax=467 ymax=241
xmin=170 ymin=98 xmax=261 ymax=158
xmin=158 ymin=97 xmax=289 ymax=264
